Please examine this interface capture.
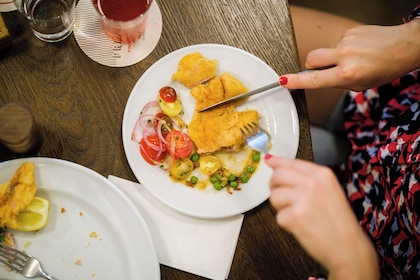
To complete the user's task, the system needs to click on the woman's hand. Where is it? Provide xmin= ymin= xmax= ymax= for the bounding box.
xmin=265 ymin=155 xmax=379 ymax=279
xmin=280 ymin=20 xmax=420 ymax=91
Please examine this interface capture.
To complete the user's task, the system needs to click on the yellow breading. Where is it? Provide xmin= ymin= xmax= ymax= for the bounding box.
xmin=171 ymin=52 xmax=218 ymax=88
xmin=188 ymin=109 xmax=259 ymax=154
xmin=190 ymin=72 xmax=249 ymax=111
xmin=0 ymin=162 xmax=37 ymax=228
xmin=188 ymin=72 xmax=260 ymax=154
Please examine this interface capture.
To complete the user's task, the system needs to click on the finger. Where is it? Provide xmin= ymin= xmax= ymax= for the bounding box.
xmin=265 ymin=155 xmax=324 ymax=175
xmin=268 ymin=161 xmax=320 ymax=191
xmin=279 ymin=67 xmax=344 ymax=89
xmin=274 ymin=207 xmax=296 ymax=232
xmin=269 ymin=187 xmax=295 ymax=211
xmin=305 ymin=48 xmax=338 ymax=69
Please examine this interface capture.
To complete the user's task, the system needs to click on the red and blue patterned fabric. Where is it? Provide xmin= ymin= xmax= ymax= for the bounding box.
xmin=338 ymin=6 xmax=420 ymax=279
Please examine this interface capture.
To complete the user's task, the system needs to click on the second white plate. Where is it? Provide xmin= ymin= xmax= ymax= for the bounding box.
xmin=0 ymin=157 xmax=160 ymax=280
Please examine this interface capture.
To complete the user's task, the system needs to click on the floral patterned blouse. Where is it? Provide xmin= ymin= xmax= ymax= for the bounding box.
xmin=337 ymin=5 xmax=420 ymax=279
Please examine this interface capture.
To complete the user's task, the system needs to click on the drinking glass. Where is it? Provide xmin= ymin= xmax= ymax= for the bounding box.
xmin=14 ymin=0 xmax=75 ymax=42
xmin=92 ymin=0 xmax=153 ymax=44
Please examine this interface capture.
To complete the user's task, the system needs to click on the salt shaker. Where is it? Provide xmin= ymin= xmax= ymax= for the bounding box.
xmin=0 ymin=103 xmax=42 ymax=154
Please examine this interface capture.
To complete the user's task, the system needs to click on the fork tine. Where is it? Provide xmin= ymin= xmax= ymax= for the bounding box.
xmin=0 ymin=243 xmax=59 ymax=280
xmin=249 ymin=122 xmax=259 ymax=134
xmin=241 ymin=122 xmax=257 ymax=138
xmin=241 ymin=122 xmax=270 ymax=153
xmin=0 ymin=243 xmax=27 ymax=271
xmin=240 ymin=125 xmax=250 ymax=138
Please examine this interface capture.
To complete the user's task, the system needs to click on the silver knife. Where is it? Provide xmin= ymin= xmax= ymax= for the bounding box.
xmin=199 ymin=81 xmax=281 ymax=112
xmin=198 ymin=70 xmax=322 ymax=112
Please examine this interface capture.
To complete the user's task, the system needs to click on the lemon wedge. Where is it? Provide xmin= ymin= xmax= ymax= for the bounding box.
xmin=14 ymin=196 xmax=50 ymax=232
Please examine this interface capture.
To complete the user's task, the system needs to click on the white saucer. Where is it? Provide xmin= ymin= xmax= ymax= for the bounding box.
xmin=73 ymin=0 xmax=162 ymax=67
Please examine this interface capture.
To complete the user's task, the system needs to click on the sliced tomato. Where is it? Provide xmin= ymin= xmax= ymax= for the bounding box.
xmin=153 ymin=112 xmax=173 ymax=137
xmin=139 ymin=134 xmax=166 ymax=165
xmin=159 ymin=86 xmax=177 ymax=103
xmin=165 ymin=130 xmax=193 ymax=159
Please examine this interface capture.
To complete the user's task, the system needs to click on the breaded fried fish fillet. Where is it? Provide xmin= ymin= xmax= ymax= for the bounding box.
xmin=188 ymin=109 xmax=259 ymax=153
xmin=191 ymin=72 xmax=249 ymax=111
xmin=0 ymin=162 xmax=36 ymax=228
xmin=171 ymin=52 xmax=218 ymax=88
xmin=188 ymin=72 xmax=260 ymax=154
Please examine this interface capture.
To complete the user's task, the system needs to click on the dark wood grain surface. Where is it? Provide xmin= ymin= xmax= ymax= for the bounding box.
xmin=0 ymin=0 xmax=319 ymax=279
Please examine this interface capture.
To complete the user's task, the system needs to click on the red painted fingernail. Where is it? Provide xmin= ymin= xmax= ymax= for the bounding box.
xmin=264 ymin=153 xmax=273 ymax=160
xmin=279 ymin=76 xmax=288 ymax=85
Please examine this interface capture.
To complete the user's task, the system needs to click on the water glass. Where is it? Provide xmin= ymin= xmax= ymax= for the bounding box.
xmin=14 ymin=0 xmax=75 ymax=42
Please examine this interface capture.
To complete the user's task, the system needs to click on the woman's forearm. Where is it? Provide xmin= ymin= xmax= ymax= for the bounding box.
xmin=405 ymin=19 xmax=420 ymax=71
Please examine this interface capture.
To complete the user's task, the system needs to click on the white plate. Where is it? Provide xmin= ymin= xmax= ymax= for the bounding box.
xmin=0 ymin=157 xmax=160 ymax=280
xmin=122 ymin=44 xmax=299 ymax=219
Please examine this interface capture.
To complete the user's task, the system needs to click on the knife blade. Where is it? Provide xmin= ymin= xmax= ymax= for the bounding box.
xmin=199 ymin=81 xmax=281 ymax=112
xmin=198 ymin=69 xmax=324 ymax=112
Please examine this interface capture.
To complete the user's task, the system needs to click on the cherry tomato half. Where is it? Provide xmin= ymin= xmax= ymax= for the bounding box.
xmin=159 ymin=86 xmax=177 ymax=103
xmin=154 ymin=112 xmax=173 ymax=137
xmin=140 ymin=134 xmax=167 ymax=165
xmin=165 ymin=130 xmax=193 ymax=159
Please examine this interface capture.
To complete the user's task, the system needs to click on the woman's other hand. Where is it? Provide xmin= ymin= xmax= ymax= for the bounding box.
xmin=265 ymin=155 xmax=379 ymax=279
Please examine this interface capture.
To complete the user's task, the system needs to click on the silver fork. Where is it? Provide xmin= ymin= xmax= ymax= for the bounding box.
xmin=240 ymin=122 xmax=270 ymax=153
xmin=0 ymin=243 xmax=59 ymax=280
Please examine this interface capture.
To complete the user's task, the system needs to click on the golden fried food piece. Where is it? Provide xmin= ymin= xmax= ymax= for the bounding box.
xmin=190 ymin=75 xmax=225 ymax=111
xmin=188 ymin=72 xmax=260 ymax=153
xmin=190 ymin=73 xmax=249 ymax=111
xmin=188 ymin=109 xmax=259 ymax=154
xmin=171 ymin=52 xmax=218 ymax=88
xmin=0 ymin=162 xmax=37 ymax=228
xmin=220 ymin=72 xmax=249 ymax=99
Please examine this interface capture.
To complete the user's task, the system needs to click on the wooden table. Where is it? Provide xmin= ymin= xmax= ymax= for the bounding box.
xmin=0 ymin=0 xmax=319 ymax=279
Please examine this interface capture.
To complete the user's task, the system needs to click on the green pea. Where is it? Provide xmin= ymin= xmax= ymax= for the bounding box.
xmin=252 ymin=151 xmax=261 ymax=162
xmin=210 ymin=176 xmax=218 ymax=183
xmin=190 ymin=153 xmax=200 ymax=162
xmin=230 ymin=181 xmax=239 ymax=188
xmin=246 ymin=165 xmax=255 ymax=173
xmin=241 ymin=175 xmax=249 ymax=183
xmin=228 ymin=174 xmax=237 ymax=181
xmin=213 ymin=182 xmax=222 ymax=190
xmin=190 ymin=176 xmax=198 ymax=184
xmin=215 ymin=173 xmax=223 ymax=180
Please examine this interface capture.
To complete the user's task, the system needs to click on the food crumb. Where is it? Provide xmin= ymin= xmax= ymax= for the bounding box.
xmin=79 ymin=212 xmax=83 ymax=216
xmin=24 ymin=241 xmax=32 ymax=249
xmin=89 ymin=232 xmax=98 ymax=238
xmin=61 ymin=208 xmax=66 ymax=213
xmin=75 ymin=259 xmax=82 ymax=265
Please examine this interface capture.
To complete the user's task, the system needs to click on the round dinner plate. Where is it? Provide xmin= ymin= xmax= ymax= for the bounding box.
xmin=0 ymin=157 xmax=160 ymax=280
xmin=122 ymin=43 xmax=299 ymax=219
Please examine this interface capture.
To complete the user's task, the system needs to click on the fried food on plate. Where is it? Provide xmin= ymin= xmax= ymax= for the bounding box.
xmin=188 ymin=72 xmax=260 ymax=154
xmin=171 ymin=52 xmax=218 ymax=88
xmin=190 ymin=72 xmax=249 ymax=111
xmin=0 ymin=162 xmax=37 ymax=228
xmin=189 ymin=109 xmax=259 ymax=154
